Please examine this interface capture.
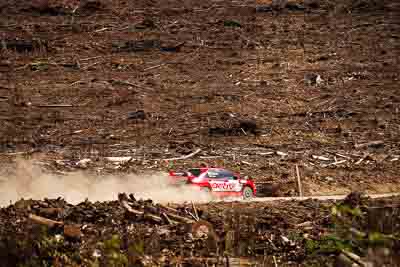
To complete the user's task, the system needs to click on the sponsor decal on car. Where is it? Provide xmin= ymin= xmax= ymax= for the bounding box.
xmin=210 ymin=181 xmax=243 ymax=192
xmin=211 ymin=182 xmax=234 ymax=190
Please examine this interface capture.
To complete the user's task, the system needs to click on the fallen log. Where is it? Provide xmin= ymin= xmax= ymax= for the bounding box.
xmin=28 ymin=214 xmax=64 ymax=228
xmin=336 ymin=250 xmax=369 ymax=267
xmin=120 ymin=199 xmax=164 ymax=224
xmin=158 ymin=204 xmax=180 ymax=214
xmin=120 ymin=200 xmax=142 ymax=215
xmin=241 ymin=160 xmax=259 ymax=167
xmin=159 ymin=204 xmax=196 ymax=223
xmin=39 ymin=207 xmax=64 ymax=217
xmin=192 ymin=201 xmax=199 ymax=221
xmin=63 ymin=225 xmax=82 ymax=240
xmin=37 ymin=104 xmax=73 ymax=108
xmin=119 ymin=193 xmax=194 ymax=224
xmin=166 ymin=212 xmax=195 ymax=224
xmin=144 ymin=213 xmax=163 ymax=224
xmin=161 ymin=212 xmax=179 ymax=225
xmin=105 ymin=156 xmax=134 ymax=163
xmin=164 ymin=148 xmax=202 ymax=161
xmin=29 ymin=214 xmax=83 ymax=240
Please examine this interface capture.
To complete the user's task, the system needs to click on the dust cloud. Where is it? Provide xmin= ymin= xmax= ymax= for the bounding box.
xmin=0 ymin=159 xmax=213 ymax=207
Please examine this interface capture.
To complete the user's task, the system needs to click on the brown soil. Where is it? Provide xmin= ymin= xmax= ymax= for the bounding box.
xmin=0 ymin=0 xmax=399 ymax=197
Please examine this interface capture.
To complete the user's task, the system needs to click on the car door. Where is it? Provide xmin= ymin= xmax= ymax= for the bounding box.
xmin=205 ymin=170 xmax=222 ymax=191
xmin=207 ymin=170 xmax=240 ymax=192
xmin=222 ymin=170 xmax=243 ymax=192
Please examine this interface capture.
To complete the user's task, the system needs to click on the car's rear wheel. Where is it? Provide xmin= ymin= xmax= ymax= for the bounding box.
xmin=242 ymin=186 xmax=254 ymax=199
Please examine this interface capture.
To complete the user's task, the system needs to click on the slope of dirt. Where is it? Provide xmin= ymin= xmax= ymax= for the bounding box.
xmin=0 ymin=0 xmax=399 ymax=197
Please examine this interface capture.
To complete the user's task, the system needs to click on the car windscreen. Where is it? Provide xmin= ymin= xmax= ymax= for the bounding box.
xmin=188 ymin=168 xmax=202 ymax=177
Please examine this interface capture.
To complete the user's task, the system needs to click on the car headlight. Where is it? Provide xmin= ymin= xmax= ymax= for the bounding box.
xmin=239 ymin=180 xmax=247 ymax=184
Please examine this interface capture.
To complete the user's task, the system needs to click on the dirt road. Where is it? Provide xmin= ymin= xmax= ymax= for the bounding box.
xmin=248 ymin=192 xmax=400 ymax=202
xmin=180 ymin=192 xmax=400 ymax=204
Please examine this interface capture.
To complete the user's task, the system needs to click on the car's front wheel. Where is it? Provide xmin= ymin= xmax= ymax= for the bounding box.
xmin=242 ymin=186 xmax=254 ymax=200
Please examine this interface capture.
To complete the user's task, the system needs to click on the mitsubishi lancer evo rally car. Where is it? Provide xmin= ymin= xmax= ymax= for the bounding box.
xmin=168 ymin=167 xmax=256 ymax=199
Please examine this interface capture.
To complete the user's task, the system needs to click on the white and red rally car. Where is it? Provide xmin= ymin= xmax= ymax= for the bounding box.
xmin=168 ymin=167 xmax=257 ymax=199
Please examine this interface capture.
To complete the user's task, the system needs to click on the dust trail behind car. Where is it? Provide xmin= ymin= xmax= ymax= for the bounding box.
xmin=0 ymin=159 xmax=212 ymax=207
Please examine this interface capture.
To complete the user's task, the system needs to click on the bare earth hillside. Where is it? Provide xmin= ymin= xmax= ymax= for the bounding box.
xmin=1 ymin=0 xmax=400 ymax=195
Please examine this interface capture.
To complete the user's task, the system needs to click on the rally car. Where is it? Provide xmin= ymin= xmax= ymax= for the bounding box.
xmin=168 ymin=167 xmax=256 ymax=199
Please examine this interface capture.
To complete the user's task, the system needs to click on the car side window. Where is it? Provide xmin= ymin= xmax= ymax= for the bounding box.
xmin=220 ymin=170 xmax=235 ymax=180
xmin=207 ymin=170 xmax=234 ymax=179
xmin=206 ymin=170 xmax=219 ymax=179
xmin=206 ymin=170 xmax=236 ymax=179
xmin=217 ymin=170 xmax=229 ymax=179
